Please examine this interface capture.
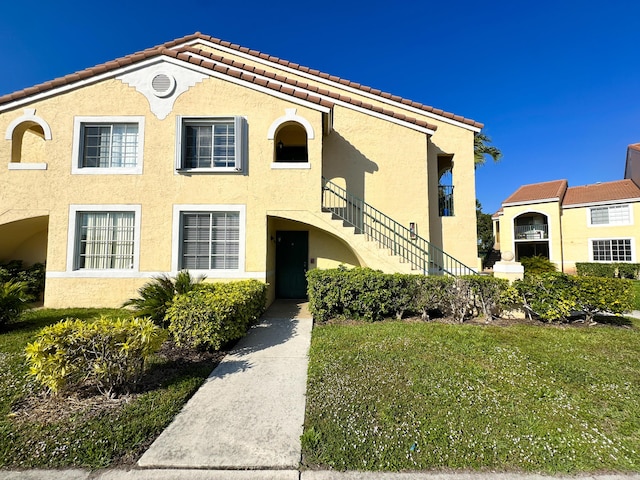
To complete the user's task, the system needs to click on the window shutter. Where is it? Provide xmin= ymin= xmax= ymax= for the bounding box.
xmin=234 ymin=116 xmax=246 ymax=172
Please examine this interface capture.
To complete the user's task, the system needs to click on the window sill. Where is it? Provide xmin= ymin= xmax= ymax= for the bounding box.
xmin=8 ymin=163 xmax=48 ymax=170
xmin=176 ymin=167 xmax=242 ymax=174
xmin=72 ymin=167 xmax=142 ymax=175
xmin=270 ymin=162 xmax=311 ymax=170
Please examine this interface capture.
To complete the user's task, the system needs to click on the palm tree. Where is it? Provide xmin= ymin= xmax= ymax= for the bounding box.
xmin=474 ymin=132 xmax=502 ymax=167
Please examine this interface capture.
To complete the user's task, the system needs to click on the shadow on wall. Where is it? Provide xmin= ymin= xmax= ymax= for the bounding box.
xmin=321 ymin=130 xmax=378 ymax=199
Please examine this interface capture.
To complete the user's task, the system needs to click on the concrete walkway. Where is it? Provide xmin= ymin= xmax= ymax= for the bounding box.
xmin=137 ymin=300 xmax=313 ymax=470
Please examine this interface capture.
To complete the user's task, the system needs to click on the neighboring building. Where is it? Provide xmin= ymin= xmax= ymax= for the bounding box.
xmin=493 ymin=148 xmax=640 ymax=273
xmin=0 ymin=32 xmax=483 ymax=308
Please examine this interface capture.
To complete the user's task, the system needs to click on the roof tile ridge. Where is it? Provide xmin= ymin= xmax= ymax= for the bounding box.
xmin=175 ymin=33 xmax=482 ymax=128
xmin=173 ymin=46 xmax=438 ymax=131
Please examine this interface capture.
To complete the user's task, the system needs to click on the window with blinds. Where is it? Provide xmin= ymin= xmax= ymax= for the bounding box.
xmin=180 ymin=211 xmax=240 ymax=270
xmin=589 ymin=205 xmax=631 ymax=226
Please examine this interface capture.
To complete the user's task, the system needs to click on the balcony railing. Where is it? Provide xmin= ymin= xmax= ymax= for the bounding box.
xmin=321 ymin=177 xmax=476 ymax=276
xmin=515 ymin=224 xmax=548 ymax=240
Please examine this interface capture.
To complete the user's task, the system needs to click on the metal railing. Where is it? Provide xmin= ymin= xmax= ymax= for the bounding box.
xmin=514 ymin=224 xmax=549 ymax=240
xmin=438 ymin=185 xmax=454 ymax=217
xmin=321 ymin=177 xmax=476 ymax=276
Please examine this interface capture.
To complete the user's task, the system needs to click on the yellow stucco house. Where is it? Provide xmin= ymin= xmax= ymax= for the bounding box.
xmin=0 ymin=32 xmax=483 ymax=308
xmin=492 ymin=145 xmax=640 ymax=274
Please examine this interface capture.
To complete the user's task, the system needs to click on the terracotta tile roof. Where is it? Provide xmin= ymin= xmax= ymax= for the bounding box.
xmin=0 ymin=32 xmax=480 ymax=130
xmin=502 ymin=179 xmax=568 ymax=206
xmin=563 ymin=179 xmax=640 ymax=206
xmin=629 ymin=143 xmax=640 ymax=152
xmin=172 ymin=46 xmax=437 ymax=131
xmin=180 ymin=33 xmax=483 ymax=129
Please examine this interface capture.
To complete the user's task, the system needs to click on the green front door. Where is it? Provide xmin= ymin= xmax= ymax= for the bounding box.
xmin=275 ymin=230 xmax=308 ymax=299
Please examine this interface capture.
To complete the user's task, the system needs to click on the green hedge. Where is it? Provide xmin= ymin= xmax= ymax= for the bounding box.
xmin=515 ymin=273 xmax=634 ymax=322
xmin=308 ymin=267 xmax=633 ymax=324
xmin=576 ymin=262 xmax=640 ymax=279
xmin=25 ymin=316 xmax=166 ymax=396
xmin=167 ymin=280 xmax=267 ymax=350
xmin=307 ymin=268 xmax=509 ymax=322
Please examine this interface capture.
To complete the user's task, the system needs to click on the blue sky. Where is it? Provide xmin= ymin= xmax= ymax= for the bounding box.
xmin=2 ymin=0 xmax=639 ymax=214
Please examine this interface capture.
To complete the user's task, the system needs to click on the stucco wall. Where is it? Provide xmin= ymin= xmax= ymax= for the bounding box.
xmin=1 ymin=50 xmax=480 ymax=307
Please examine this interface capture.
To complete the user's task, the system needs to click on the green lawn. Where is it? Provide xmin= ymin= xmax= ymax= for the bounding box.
xmin=303 ymin=319 xmax=640 ymax=473
xmin=632 ymin=280 xmax=640 ymax=310
xmin=0 ymin=308 xmax=220 ymax=469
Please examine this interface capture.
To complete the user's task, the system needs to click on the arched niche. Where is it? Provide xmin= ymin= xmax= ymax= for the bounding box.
xmin=5 ymin=109 xmax=51 ymax=170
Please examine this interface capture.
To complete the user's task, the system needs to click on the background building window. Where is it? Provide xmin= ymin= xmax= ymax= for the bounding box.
xmin=591 ymin=239 xmax=632 ymax=262
xmin=589 ymin=205 xmax=630 ymax=225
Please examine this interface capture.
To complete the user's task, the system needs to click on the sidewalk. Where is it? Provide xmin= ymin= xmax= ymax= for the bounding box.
xmin=137 ymin=300 xmax=313 ymax=470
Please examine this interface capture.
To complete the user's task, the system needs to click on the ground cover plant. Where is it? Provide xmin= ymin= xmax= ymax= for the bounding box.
xmin=0 ymin=308 xmax=225 ymax=469
xmin=302 ymin=320 xmax=640 ymax=473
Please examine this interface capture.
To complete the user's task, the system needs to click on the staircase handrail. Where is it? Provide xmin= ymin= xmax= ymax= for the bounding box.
xmin=321 ymin=177 xmax=476 ymax=276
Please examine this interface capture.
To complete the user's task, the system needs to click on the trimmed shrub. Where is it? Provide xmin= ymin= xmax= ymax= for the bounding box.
xmin=520 ymin=255 xmax=557 ymax=275
xmin=411 ymin=275 xmax=455 ymax=320
xmin=307 ymin=268 xmax=348 ymax=322
xmin=25 ymin=316 xmax=166 ymax=396
xmin=572 ymin=276 xmax=633 ymax=322
xmin=123 ymin=270 xmax=204 ymax=327
xmin=514 ymin=273 xmax=577 ymax=322
xmin=575 ymin=262 xmax=617 ymax=278
xmin=0 ymin=280 xmax=31 ymax=327
xmin=575 ymin=262 xmax=640 ymax=279
xmin=616 ymin=263 xmax=640 ymax=279
xmin=167 ymin=280 xmax=267 ymax=350
xmin=464 ymin=275 xmax=510 ymax=319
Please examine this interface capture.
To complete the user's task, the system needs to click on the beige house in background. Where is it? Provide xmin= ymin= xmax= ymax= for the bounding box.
xmin=492 ymin=145 xmax=640 ymax=273
xmin=0 ymin=32 xmax=482 ymax=308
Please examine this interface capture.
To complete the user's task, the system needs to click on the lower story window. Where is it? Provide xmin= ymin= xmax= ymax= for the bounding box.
xmin=180 ymin=211 xmax=240 ymax=269
xmin=592 ymin=239 xmax=632 ymax=262
xmin=76 ymin=211 xmax=135 ymax=269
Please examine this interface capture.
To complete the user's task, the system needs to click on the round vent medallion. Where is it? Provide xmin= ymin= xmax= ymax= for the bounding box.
xmin=150 ymin=73 xmax=175 ymax=98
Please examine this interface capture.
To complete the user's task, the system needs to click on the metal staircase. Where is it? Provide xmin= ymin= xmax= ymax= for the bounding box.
xmin=321 ymin=177 xmax=476 ymax=276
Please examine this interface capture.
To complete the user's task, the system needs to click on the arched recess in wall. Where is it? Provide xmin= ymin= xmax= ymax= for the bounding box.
xmin=5 ymin=109 xmax=51 ymax=170
xmin=437 ymin=155 xmax=454 ymax=217
xmin=512 ymin=211 xmax=550 ymax=261
xmin=267 ymin=109 xmax=314 ymax=166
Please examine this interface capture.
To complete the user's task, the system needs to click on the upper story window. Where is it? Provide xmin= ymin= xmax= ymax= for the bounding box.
xmin=589 ymin=204 xmax=631 ymax=226
xmin=176 ymin=116 xmax=246 ymax=172
xmin=438 ymin=155 xmax=454 ymax=217
xmin=72 ymin=116 xmax=144 ymax=174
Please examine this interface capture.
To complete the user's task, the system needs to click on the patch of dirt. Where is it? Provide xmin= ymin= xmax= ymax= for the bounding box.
xmin=9 ymin=341 xmax=227 ymax=425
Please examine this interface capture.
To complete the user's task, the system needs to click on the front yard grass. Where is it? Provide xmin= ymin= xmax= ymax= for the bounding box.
xmin=632 ymin=280 xmax=640 ymax=310
xmin=0 ymin=308 xmax=221 ymax=469
xmin=303 ymin=319 xmax=640 ymax=473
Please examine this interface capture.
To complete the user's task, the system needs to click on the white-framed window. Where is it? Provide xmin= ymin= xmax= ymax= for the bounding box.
xmin=172 ymin=205 xmax=246 ymax=275
xmin=590 ymin=238 xmax=633 ymax=262
xmin=176 ymin=116 xmax=246 ymax=172
xmin=588 ymin=204 xmax=631 ymax=226
xmin=72 ymin=116 xmax=144 ymax=174
xmin=67 ymin=205 xmax=141 ymax=274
